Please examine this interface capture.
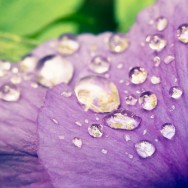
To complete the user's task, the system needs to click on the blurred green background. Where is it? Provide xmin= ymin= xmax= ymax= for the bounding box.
xmin=0 ymin=0 xmax=155 ymax=61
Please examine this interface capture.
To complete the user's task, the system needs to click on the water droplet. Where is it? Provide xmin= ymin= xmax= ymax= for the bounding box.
xmin=108 ymin=34 xmax=129 ymax=53
xmin=12 ymin=67 xmax=19 ymax=74
xmin=61 ymin=91 xmax=72 ymax=97
xmin=124 ymin=134 xmax=131 ymax=141
xmin=75 ymin=121 xmax=82 ymax=127
xmin=151 ymin=76 xmax=161 ymax=84
xmin=155 ymin=17 xmax=168 ymax=31
xmin=37 ymin=55 xmax=74 ymax=88
xmin=125 ymin=95 xmax=137 ymax=105
xmin=153 ymin=56 xmax=161 ymax=67
xmin=139 ymin=91 xmax=157 ymax=111
xmin=74 ymin=76 xmax=120 ymax=113
xmin=58 ymin=34 xmax=80 ymax=55
xmin=101 ymin=149 xmax=108 ymax=154
xmin=117 ymin=64 xmax=123 ymax=69
xmin=161 ymin=123 xmax=175 ymax=140
xmin=88 ymin=124 xmax=103 ymax=138
xmin=164 ymin=55 xmax=175 ymax=64
xmin=89 ymin=55 xmax=110 ymax=74
xmin=143 ymin=129 xmax=147 ymax=135
xmin=135 ymin=141 xmax=155 ymax=158
xmin=104 ymin=109 xmax=141 ymax=130
xmin=51 ymin=118 xmax=59 ymax=125
xmin=177 ymin=24 xmax=188 ymax=43
xmin=30 ymin=82 xmax=38 ymax=88
xmin=0 ymin=83 xmax=20 ymax=102
xmin=129 ymin=67 xmax=147 ymax=84
xmin=0 ymin=60 xmax=11 ymax=77
xmin=148 ymin=34 xmax=167 ymax=52
xmin=72 ymin=137 xmax=82 ymax=148
xmin=10 ymin=75 xmax=22 ymax=84
xmin=169 ymin=86 xmax=183 ymax=99
xmin=19 ymin=55 xmax=38 ymax=72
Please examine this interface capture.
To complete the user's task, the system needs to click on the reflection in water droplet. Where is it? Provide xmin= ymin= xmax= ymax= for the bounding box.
xmin=151 ymin=76 xmax=160 ymax=84
xmin=139 ymin=91 xmax=157 ymax=111
xmin=169 ymin=86 xmax=183 ymax=99
xmin=37 ymin=55 xmax=74 ymax=88
xmin=89 ymin=55 xmax=110 ymax=74
xmin=148 ymin=34 xmax=167 ymax=52
xmin=58 ymin=34 xmax=80 ymax=55
xmin=19 ymin=55 xmax=38 ymax=72
xmin=155 ymin=17 xmax=168 ymax=31
xmin=164 ymin=55 xmax=175 ymax=64
xmin=104 ymin=109 xmax=141 ymax=130
xmin=72 ymin=137 xmax=82 ymax=148
xmin=129 ymin=67 xmax=147 ymax=85
xmin=0 ymin=83 xmax=20 ymax=102
xmin=177 ymin=24 xmax=188 ymax=43
xmin=108 ymin=34 xmax=129 ymax=53
xmin=74 ymin=76 xmax=120 ymax=113
xmin=88 ymin=124 xmax=103 ymax=138
xmin=125 ymin=95 xmax=137 ymax=105
xmin=161 ymin=123 xmax=175 ymax=140
xmin=135 ymin=141 xmax=155 ymax=158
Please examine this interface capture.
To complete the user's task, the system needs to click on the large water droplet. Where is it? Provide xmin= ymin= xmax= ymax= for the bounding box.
xmin=104 ymin=109 xmax=141 ymax=130
xmin=129 ymin=67 xmax=147 ymax=85
xmin=108 ymin=34 xmax=129 ymax=53
xmin=0 ymin=83 xmax=20 ymax=102
xmin=89 ymin=55 xmax=110 ymax=74
xmin=148 ymin=34 xmax=167 ymax=52
xmin=58 ymin=34 xmax=80 ymax=55
xmin=88 ymin=124 xmax=103 ymax=138
xmin=177 ymin=24 xmax=188 ymax=44
xmin=37 ymin=55 xmax=74 ymax=87
xmin=139 ymin=91 xmax=157 ymax=111
xmin=72 ymin=137 xmax=82 ymax=148
xmin=169 ymin=86 xmax=183 ymax=99
xmin=74 ymin=76 xmax=120 ymax=113
xmin=161 ymin=123 xmax=175 ymax=140
xmin=135 ymin=141 xmax=155 ymax=158
xmin=155 ymin=17 xmax=168 ymax=31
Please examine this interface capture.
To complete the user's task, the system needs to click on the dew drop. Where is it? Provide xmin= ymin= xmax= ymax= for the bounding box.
xmin=151 ymin=76 xmax=161 ymax=84
xmin=164 ymin=55 xmax=175 ymax=64
xmin=169 ymin=86 xmax=183 ymax=99
xmin=153 ymin=56 xmax=161 ymax=67
xmin=155 ymin=17 xmax=168 ymax=31
xmin=0 ymin=60 xmax=11 ymax=77
xmin=108 ymin=34 xmax=129 ymax=53
xmin=104 ymin=109 xmax=141 ymax=130
xmin=88 ymin=124 xmax=103 ymax=138
xmin=19 ymin=55 xmax=38 ymax=72
xmin=74 ymin=76 xmax=120 ymax=113
xmin=177 ymin=24 xmax=188 ymax=43
xmin=129 ymin=67 xmax=147 ymax=85
xmin=89 ymin=55 xmax=110 ymax=74
xmin=0 ymin=83 xmax=20 ymax=102
xmin=124 ymin=134 xmax=131 ymax=142
xmin=101 ymin=149 xmax=108 ymax=154
xmin=61 ymin=91 xmax=72 ymax=97
xmin=148 ymin=34 xmax=167 ymax=52
xmin=139 ymin=91 xmax=157 ymax=111
xmin=135 ymin=141 xmax=155 ymax=158
xmin=161 ymin=123 xmax=175 ymax=140
xmin=37 ymin=55 xmax=74 ymax=88
xmin=125 ymin=95 xmax=137 ymax=106
xmin=58 ymin=34 xmax=80 ymax=55
xmin=72 ymin=137 xmax=82 ymax=148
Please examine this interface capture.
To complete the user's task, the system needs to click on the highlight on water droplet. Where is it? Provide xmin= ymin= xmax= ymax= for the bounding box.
xmin=129 ymin=67 xmax=147 ymax=85
xmin=72 ymin=137 xmax=82 ymax=148
xmin=88 ymin=124 xmax=103 ymax=138
xmin=139 ymin=91 xmax=157 ymax=111
xmin=169 ymin=86 xmax=183 ymax=99
xmin=160 ymin=123 xmax=176 ymax=140
xmin=155 ymin=17 xmax=168 ymax=31
xmin=104 ymin=109 xmax=142 ymax=130
xmin=177 ymin=24 xmax=188 ymax=44
xmin=135 ymin=140 xmax=155 ymax=158
xmin=74 ymin=76 xmax=120 ymax=113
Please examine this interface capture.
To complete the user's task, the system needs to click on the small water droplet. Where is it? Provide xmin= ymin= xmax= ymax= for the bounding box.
xmin=177 ymin=24 xmax=188 ymax=43
xmin=37 ymin=55 xmax=74 ymax=88
xmin=30 ymin=82 xmax=38 ymax=88
xmin=129 ymin=67 xmax=147 ymax=85
xmin=135 ymin=141 xmax=155 ymax=158
xmin=139 ymin=91 xmax=157 ymax=111
xmin=124 ymin=134 xmax=131 ymax=141
xmin=104 ymin=109 xmax=141 ymax=130
xmin=161 ymin=123 xmax=175 ymax=140
xmin=61 ymin=91 xmax=72 ymax=97
xmin=75 ymin=121 xmax=82 ymax=126
xmin=143 ymin=129 xmax=147 ymax=135
xmin=117 ymin=64 xmax=124 ymax=69
xmin=0 ymin=61 xmax=11 ymax=77
xmin=88 ymin=124 xmax=103 ymax=138
xmin=10 ymin=75 xmax=22 ymax=84
xmin=58 ymin=34 xmax=80 ymax=55
xmin=74 ymin=76 xmax=120 ymax=113
xmin=51 ymin=118 xmax=59 ymax=125
xmin=151 ymin=76 xmax=161 ymax=84
xmin=58 ymin=135 xmax=65 ymax=140
xmin=12 ymin=67 xmax=19 ymax=74
xmin=0 ymin=83 xmax=20 ymax=102
xmin=101 ymin=149 xmax=108 ymax=154
xmin=148 ymin=34 xmax=167 ymax=52
xmin=164 ymin=55 xmax=175 ymax=64
xmin=153 ymin=56 xmax=161 ymax=67
xmin=108 ymin=34 xmax=129 ymax=53
xmin=125 ymin=152 xmax=134 ymax=159
xmin=84 ymin=119 xmax=89 ymax=124
xmin=89 ymin=55 xmax=110 ymax=74
xmin=155 ymin=17 xmax=168 ymax=31
xmin=72 ymin=137 xmax=82 ymax=148
xmin=19 ymin=55 xmax=38 ymax=72
xmin=169 ymin=86 xmax=183 ymax=99
xmin=125 ymin=95 xmax=137 ymax=106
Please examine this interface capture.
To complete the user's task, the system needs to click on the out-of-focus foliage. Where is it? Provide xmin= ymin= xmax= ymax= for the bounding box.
xmin=0 ymin=0 xmax=155 ymax=61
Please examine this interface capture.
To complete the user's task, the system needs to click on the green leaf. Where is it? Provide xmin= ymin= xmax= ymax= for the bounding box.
xmin=0 ymin=32 xmax=37 ymax=62
xmin=115 ymin=0 xmax=155 ymax=32
xmin=0 ymin=0 xmax=84 ymax=36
